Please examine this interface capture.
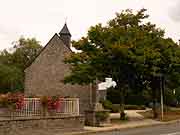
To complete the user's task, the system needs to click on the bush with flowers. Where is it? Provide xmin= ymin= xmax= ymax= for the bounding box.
xmin=48 ymin=96 xmax=62 ymax=110
xmin=40 ymin=95 xmax=63 ymax=116
xmin=0 ymin=93 xmax=25 ymax=110
xmin=8 ymin=93 xmax=25 ymax=110
xmin=0 ymin=93 xmax=64 ymax=116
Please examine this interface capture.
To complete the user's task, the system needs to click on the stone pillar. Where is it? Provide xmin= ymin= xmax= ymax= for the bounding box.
xmin=85 ymin=108 xmax=110 ymax=127
xmin=85 ymin=81 xmax=110 ymax=127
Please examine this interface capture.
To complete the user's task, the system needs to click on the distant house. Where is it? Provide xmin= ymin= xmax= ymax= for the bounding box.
xmin=24 ymin=24 xmax=96 ymax=114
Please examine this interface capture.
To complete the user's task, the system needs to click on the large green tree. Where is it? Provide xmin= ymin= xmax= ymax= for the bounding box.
xmin=0 ymin=37 xmax=42 ymax=93
xmin=0 ymin=64 xmax=23 ymax=93
xmin=64 ymin=9 xmax=180 ymax=119
xmin=10 ymin=37 xmax=42 ymax=70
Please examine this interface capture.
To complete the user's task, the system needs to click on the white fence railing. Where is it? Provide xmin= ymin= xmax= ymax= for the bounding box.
xmin=13 ymin=98 xmax=79 ymax=117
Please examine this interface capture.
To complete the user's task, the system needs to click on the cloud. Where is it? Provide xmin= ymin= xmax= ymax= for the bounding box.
xmin=0 ymin=0 xmax=179 ymax=50
xmin=169 ymin=0 xmax=180 ymax=22
xmin=0 ymin=26 xmax=18 ymax=39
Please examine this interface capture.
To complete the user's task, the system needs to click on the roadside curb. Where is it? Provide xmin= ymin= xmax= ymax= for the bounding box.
xmin=160 ymin=119 xmax=180 ymax=125
xmin=63 ymin=119 xmax=180 ymax=135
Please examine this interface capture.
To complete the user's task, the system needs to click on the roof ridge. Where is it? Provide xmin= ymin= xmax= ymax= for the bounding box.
xmin=25 ymin=33 xmax=68 ymax=70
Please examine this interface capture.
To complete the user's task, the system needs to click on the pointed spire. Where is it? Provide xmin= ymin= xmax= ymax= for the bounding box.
xmin=59 ymin=23 xmax=71 ymax=47
xmin=59 ymin=23 xmax=71 ymax=36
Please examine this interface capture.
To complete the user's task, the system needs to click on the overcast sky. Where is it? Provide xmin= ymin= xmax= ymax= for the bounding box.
xmin=0 ymin=0 xmax=180 ymax=50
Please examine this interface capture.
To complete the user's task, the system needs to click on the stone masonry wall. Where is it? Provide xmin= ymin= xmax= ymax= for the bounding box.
xmin=0 ymin=116 xmax=84 ymax=135
xmin=24 ymin=34 xmax=94 ymax=114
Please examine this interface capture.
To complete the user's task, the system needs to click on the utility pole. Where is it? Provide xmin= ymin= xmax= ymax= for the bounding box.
xmin=160 ymin=75 xmax=164 ymax=121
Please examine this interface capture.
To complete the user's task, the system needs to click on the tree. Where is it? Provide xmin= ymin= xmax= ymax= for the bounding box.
xmin=0 ymin=37 xmax=42 ymax=93
xmin=137 ymin=37 xmax=180 ymax=118
xmin=0 ymin=64 xmax=23 ymax=93
xmin=10 ymin=37 xmax=42 ymax=70
xmin=64 ymin=9 xmax=180 ymax=119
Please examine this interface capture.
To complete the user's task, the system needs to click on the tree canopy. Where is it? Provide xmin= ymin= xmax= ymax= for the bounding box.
xmin=64 ymin=9 xmax=180 ymax=119
xmin=0 ymin=37 xmax=42 ymax=93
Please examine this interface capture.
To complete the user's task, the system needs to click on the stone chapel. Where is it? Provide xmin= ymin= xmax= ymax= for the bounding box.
xmin=24 ymin=24 xmax=96 ymax=114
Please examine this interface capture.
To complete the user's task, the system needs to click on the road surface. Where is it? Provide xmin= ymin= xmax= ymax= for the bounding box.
xmin=91 ymin=122 xmax=180 ymax=135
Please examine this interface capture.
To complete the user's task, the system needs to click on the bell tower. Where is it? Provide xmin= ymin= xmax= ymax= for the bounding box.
xmin=59 ymin=23 xmax=71 ymax=48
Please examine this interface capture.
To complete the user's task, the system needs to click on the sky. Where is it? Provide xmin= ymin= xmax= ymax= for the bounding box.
xmin=0 ymin=0 xmax=180 ymax=50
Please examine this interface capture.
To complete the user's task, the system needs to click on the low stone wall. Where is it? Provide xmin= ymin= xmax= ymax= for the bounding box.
xmin=0 ymin=116 xmax=84 ymax=135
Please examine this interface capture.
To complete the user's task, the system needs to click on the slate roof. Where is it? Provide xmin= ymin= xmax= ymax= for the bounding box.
xmin=24 ymin=24 xmax=72 ymax=70
xmin=59 ymin=23 xmax=71 ymax=36
xmin=25 ymin=33 xmax=72 ymax=70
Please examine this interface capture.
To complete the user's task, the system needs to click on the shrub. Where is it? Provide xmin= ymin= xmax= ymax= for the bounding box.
xmin=7 ymin=93 xmax=24 ymax=109
xmin=0 ymin=93 xmax=24 ymax=109
xmin=101 ymin=101 xmax=146 ymax=112
xmin=101 ymin=100 xmax=119 ymax=113
xmin=111 ymin=105 xmax=119 ymax=113
xmin=101 ymin=100 xmax=113 ymax=110
xmin=48 ymin=96 xmax=62 ymax=110
xmin=95 ymin=111 xmax=109 ymax=121
xmin=124 ymin=105 xmax=146 ymax=110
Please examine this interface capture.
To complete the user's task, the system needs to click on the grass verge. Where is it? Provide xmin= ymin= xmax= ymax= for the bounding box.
xmin=139 ymin=108 xmax=180 ymax=121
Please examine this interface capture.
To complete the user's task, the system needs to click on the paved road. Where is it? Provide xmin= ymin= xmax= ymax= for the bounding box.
xmin=91 ymin=122 xmax=180 ymax=135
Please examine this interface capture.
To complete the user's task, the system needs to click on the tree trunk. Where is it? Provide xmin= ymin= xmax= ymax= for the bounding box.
xmin=152 ymin=89 xmax=158 ymax=119
xmin=152 ymin=99 xmax=158 ymax=118
xmin=120 ymin=88 xmax=126 ymax=120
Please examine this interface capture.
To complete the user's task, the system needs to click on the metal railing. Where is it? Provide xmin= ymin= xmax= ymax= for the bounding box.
xmin=13 ymin=98 xmax=79 ymax=117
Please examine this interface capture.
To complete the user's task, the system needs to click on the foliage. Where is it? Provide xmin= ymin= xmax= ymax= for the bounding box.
xmin=64 ymin=8 xmax=180 ymax=119
xmin=7 ymin=93 xmax=24 ymax=109
xmin=0 ymin=64 xmax=24 ymax=93
xmin=11 ymin=37 xmax=42 ymax=69
xmin=0 ymin=93 xmax=24 ymax=109
xmin=163 ymin=89 xmax=176 ymax=106
xmin=106 ymin=87 xmax=121 ymax=104
xmin=112 ymin=104 xmax=145 ymax=110
xmin=95 ymin=111 xmax=109 ymax=121
xmin=40 ymin=96 xmax=63 ymax=111
xmin=40 ymin=96 xmax=63 ymax=116
xmin=124 ymin=105 xmax=146 ymax=110
xmin=101 ymin=100 xmax=113 ymax=110
xmin=0 ymin=37 xmax=42 ymax=93
xmin=107 ymin=87 xmax=149 ymax=105
xmin=47 ymin=96 xmax=62 ymax=110
xmin=100 ymin=100 xmax=119 ymax=113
